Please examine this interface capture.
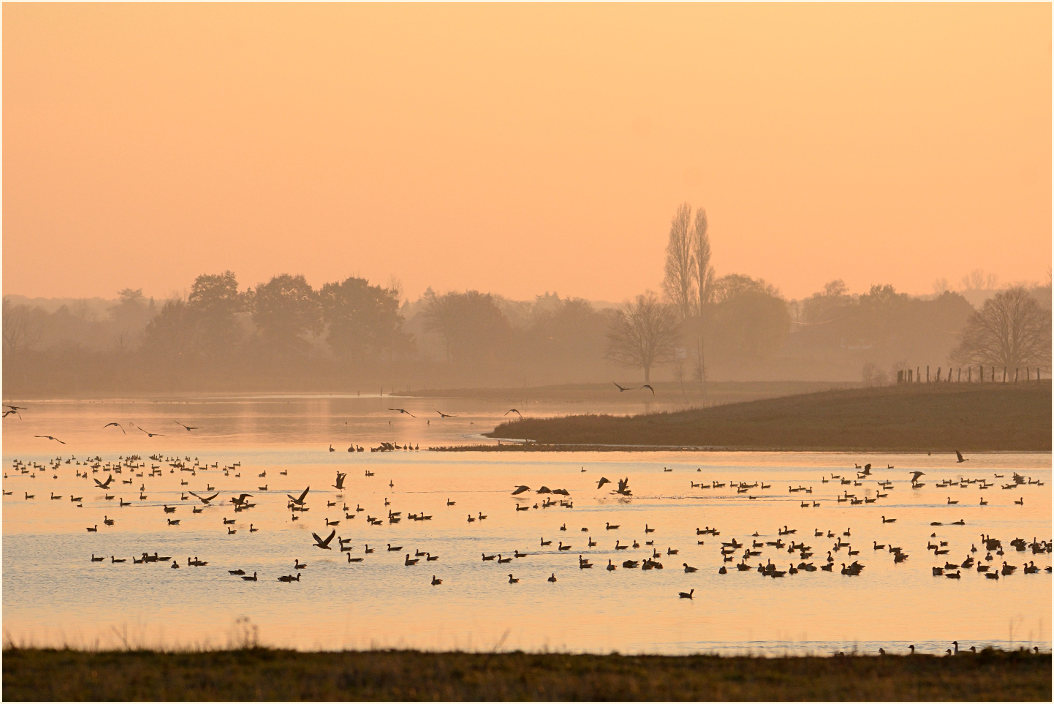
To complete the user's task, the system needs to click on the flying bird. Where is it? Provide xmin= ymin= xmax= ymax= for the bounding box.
xmin=287 ymin=486 xmax=310 ymax=506
xmin=34 ymin=435 xmax=65 ymax=444
xmin=174 ymin=420 xmax=198 ymax=431
xmin=434 ymin=410 xmax=455 ymax=418
xmin=229 ymin=493 xmax=253 ymax=507
xmin=189 ymin=491 xmax=219 ymax=505
xmin=909 ymin=471 xmax=926 ymax=483
xmin=103 ymin=422 xmax=126 ymax=434
xmin=312 ymin=529 xmax=337 ymax=550
xmin=94 ymin=474 xmax=115 ymax=489
xmin=3 ymin=408 xmax=21 ymax=419
xmin=640 ymin=384 xmax=655 ymax=395
xmin=596 ymin=476 xmax=612 ymax=490
xmin=613 ymin=382 xmax=631 ymax=392
xmin=955 ymin=450 xmax=968 ymax=463
xmin=512 ymin=485 xmax=531 ymax=495
xmin=333 ymin=472 xmax=346 ymax=490
xmin=133 ymin=424 xmax=164 ymax=438
xmin=504 ymin=409 xmax=522 ymax=419
xmin=616 ymin=477 xmax=632 ymax=496
xmin=389 ymin=408 xmax=416 ymax=418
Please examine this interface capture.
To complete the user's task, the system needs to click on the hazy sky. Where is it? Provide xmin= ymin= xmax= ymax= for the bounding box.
xmin=3 ymin=3 xmax=1050 ymax=303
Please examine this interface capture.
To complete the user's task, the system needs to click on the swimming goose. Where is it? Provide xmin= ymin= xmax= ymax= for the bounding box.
xmin=683 ymin=563 xmax=698 ymax=573
xmin=547 ymin=572 xmax=557 ymax=582
xmin=405 ymin=554 xmax=419 ymax=566
xmin=678 ymin=589 xmax=694 ymax=599
xmin=507 ymin=573 xmax=519 ymax=584
xmin=431 ymin=575 xmax=442 ymax=585
xmin=277 ymin=573 xmax=301 ymax=582
xmin=241 ymin=572 xmax=258 ymax=581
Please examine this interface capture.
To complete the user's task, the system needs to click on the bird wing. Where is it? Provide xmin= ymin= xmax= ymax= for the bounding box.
xmin=613 ymin=382 xmax=628 ymax=391
xmin=297 ymin=486 xmax=310 ymax=503
xmin=202 ymin=493 xmax=219 ymax=503
xmin=504 ymin=409 xmax=521 ymax=417
xmin=320 ymin=529 xmax=336 ymax=546
xmin=596 ymin=477 xmax=611 ymax=488
xmin=640 ymin=384 xmax=655 ymax=394
xmin=512 ymin=485 xmax=530 ymax=495
xmin=955 ymin=450 xmax=964 ymax=462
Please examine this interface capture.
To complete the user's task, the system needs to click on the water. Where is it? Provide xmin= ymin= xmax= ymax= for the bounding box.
xmin=2 ymin=395 xmax=1050 ymax=656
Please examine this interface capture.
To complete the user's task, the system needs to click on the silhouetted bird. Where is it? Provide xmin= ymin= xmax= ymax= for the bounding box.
xmin=103 ymin=422 xmax=126 ymax=434
xmin=389 ymin=408 xmax=416 ymax=418
xmin=955 ymin=450 xmax=968 ymax=463
xmin=504 ymin=409 xmax=522 ymax=419
xmin=312 ymin=529 xmax=337 ymax=550
xmin=34 ymin=435 xmax=65 ymax=444
xmin=133 ymin=424 xmax=164 ymax=438
xmin=640 ymin=384 xmax=655 ymax=395
xmin=613 ymin=382 xmax=631 ymax=392
xmin=174 ymin=420 xmax=198 ymax=431
xmin=434 ymin=410 xmax=455 ymax=418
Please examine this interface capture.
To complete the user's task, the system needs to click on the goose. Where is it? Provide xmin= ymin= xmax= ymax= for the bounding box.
xmin=547 ymin=573 xmax=557 ymax=583
xmin=540 ymin=537 xmax=552 ymax=547
xmin=168 ymin=519 xmax=181 ymax=526
xmin=227 ymin=527 xmax=236 ymax=534
xmin=347 ymin=553 xmax=363 ymax=563
xmin=678 ymin=589 xmax=694 ymax=599
xmin=446 ymin=498 xmax=456 ymax=506
xmin=364 ymin=545 xmax=374 ymax=554
xmin=86 ymin=525 xmax=98 ymax=533
xmin=881 ymin=516 xmax=896 ymax=524
xmin=1014 ymin=497 xmax=1024 ymax=505
xmin=111 ymin=555 xmax=126 ymax=563
xmin=683 ymin=563 xmax=698 ymax=573
xmin=277 ymin=573 xmax=300 ymax=582
xmin=507 ymin=573 xmax=519 ymax=584
xmin=426 ymin=553 xmax=438 ymax=561
xmin=605 ymin=521 xmax=619 ymax=530
xmin=614 ymin=540 xmax=628 ymax=551
xmin=558 ymin=541 xmax=571 ymax=551
xmin=431 ymin=575 xmax=442 ymax=585
xmin=405 ymin=554 xmax=419 ymax=566
xmin=229 ymin=569 xmax=246 ymax=575
xmin=482 ymin=553 xmax=496 ymax=561
xmin=91 ymin=554 xmax=104 ymax=562
xmin=607 ymin=559 xmax=617 ymax=571
xmin=497 ymin=554 xmax=511 ymax=564
xmin=312 ymin=530 xmax=337 ymax=550
xmin=241 ymin=572 xmax=258 ymax=581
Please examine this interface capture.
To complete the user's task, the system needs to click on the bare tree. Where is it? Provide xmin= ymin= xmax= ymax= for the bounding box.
xmin=693 ymin=209 xmax=714 ymax=310
xmin=662 ymin=203 xmax=695 ymax=321
xmin=960 ymin=269 xmax=999 ymax=292
xmin=952 ymin=287 xmax=1051 ymax=371
xmin=606 ymin=292 xmax=680 ymax=384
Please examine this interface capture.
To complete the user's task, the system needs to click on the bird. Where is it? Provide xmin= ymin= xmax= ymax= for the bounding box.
xmin=333 ymin=472 xmax=346 ymax=490
xmin=434 ymin=410 xmax=455 ymax=418
xmin=679 ymin=589 xmax=694 ymax=599
xmin=431 ymin=575 xmax=442 ymax=585
xmin=613 ymin=382 xmax=631 ymax=392
xmin=389 ymin=408 xmax=416 ymax=418
xmin=909 ymin=471 xmax=926 ymax=486
xmin=287 ymin=486 xmax=310 ymax=506
xmin=34 ymin=435 xmax=65 ymax=444
xmin=512 ymin=485 xmax=531 ymax=495
xmin=547 ymin=573 xmax=557 ymax=583
xmin=504 ymin=409 xmax=522 ymax=419
xmin=103 ymin=422 xmax=126 ymax=433
xmin=312 ymin=529 xmax=336 ymax=550
xmin=241 ymin=572 xmax=258 ymax=582
xmin=133 ymin=424 xmax=164 ymax=438
xmin=640 ymin=384 xmax=655 ymax=395
xmin=94 ymin=474 xmax=114 ymax=489
xmin=507 ymin=574 xmax=519 ymax=584
xmin=174 ymin=420 xmax=197 ymax=431
xmin=683 ymin=563 xmax=698 ymax=573
xmin=277 ymin=574 xmax=300 ymax=583
xmin=189 ymin=491 xmax=219 ymax=505
xmin=955 ymin=450 xmax=968 ymax=463
xmin=596 ymin=476 xmax=611 ymax=490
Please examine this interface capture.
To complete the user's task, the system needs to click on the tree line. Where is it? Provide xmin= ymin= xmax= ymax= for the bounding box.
xmin=3 ymin=232 xmax=1050 ymax=395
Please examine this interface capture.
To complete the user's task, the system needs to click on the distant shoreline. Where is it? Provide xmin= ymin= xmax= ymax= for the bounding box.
xmin=483 ymin=383 xmax=1052 ymax=453
xmin=3 ymin=647 xmax=1049 ymax=701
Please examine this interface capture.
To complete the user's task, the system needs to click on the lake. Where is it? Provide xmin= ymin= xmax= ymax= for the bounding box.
xmin=2 ymin=394 xmax=1050 ymax=656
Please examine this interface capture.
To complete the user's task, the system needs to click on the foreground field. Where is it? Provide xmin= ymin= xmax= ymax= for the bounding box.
xmin=2 ymin=648 xmax=1050 ymax=701
xmin=487 ymin=382 xmax=1052 ymax=451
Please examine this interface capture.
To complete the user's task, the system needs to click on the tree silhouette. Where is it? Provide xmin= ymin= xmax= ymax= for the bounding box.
xmin=952 ymin=287 xmax=1051 ymax=372
xmin=606 ymin=292 xmax=679 ymax=384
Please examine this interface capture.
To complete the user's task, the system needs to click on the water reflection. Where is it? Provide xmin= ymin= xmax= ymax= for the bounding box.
xmin=2 ymin=396 xmax=1051 ymax=655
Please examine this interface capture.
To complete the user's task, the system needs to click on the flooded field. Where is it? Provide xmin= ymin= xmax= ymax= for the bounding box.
xmin=2 ymin=395 xmax=1050 ymax=655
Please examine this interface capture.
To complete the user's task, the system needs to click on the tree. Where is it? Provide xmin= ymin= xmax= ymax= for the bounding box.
xmin=606 ymin=292 xmax=680 ymax=384
xmin=422 ymin=290 xmax=512 ymax=367
xmin=187 ymin=271 xmax=247 ymax=355
xmin=2 ymin=298 xmax=40 ymax=356
xmin=319 ymin=277 xmax=406 ymax=363
xmin=952 ymin=287 xmax=1051 ymax=372
xmin=693 ymin=209 xmax=714 ymax=311
xmin=251 ymin=274 xmax=322 ymax=355
xmin=663 ymin=203 xmax=695 ymax=320
xmin=706 ymin=276 xmax=790 ymax=365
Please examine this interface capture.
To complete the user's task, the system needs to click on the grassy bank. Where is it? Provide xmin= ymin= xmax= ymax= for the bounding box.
xmin=486 ymin=382 xmax=1052 ymax=452
xmin=2 ymin=647 xmax=1051 ymax=701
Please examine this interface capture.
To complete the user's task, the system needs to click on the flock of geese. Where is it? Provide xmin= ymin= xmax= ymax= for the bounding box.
xmin=2 ymin=407 xmax=1051 ymax=654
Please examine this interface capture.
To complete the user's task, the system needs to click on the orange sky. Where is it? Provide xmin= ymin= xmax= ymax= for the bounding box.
xmin=3 ymin=3 xmax=1051 ymax=303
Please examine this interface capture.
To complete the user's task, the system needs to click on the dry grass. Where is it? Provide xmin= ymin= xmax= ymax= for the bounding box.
xmin=2 ymin=647 xmax=1050 ymax=701
xmin=486 ymin=382 xmax=1051 ymax=452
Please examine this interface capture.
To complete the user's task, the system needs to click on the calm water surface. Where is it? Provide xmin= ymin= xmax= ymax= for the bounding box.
xmin=3 ymin=395 xmax=1050 ymax=655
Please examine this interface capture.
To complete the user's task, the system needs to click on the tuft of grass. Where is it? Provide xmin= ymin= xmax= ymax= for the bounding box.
xmin=1 ymin=647 xmax=1051 ymax=701
xmin=486 ymin=382 xmax=1052 ymax=452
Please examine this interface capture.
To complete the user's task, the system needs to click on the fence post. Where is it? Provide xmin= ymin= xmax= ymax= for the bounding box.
xmin=916 ymin=366 xmax=920 ymax=383
xmin=957 ymin=368 xmax=961 ymax=382
xmin=1002 ymin=367 xmax=1007 ymax=383
xmin=1014 ymin=368 xmax=1019 ymax=383
xmin=967 ymin=367 xmax=972 ymax=383
xmin=936 ymin=367 xmax=941 ymax=382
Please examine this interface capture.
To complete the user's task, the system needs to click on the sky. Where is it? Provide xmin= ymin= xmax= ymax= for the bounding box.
xmin=3 ymin=3 xmax=1051 ymax=303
